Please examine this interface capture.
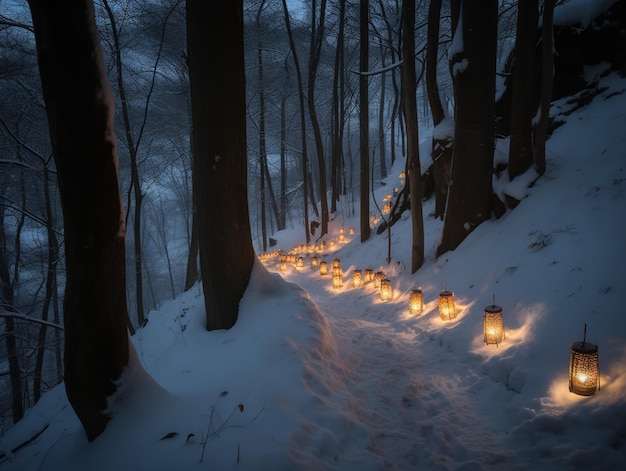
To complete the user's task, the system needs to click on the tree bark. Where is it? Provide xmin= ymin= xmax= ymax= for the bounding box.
xmin=187 ymin=0 xmax=255 ymax=330
xmin=401 ymin=0 xmax=425 ymax=273
xmin=437 ymin=0 xmax=497 ymax=256
xmin=28 ymin=0 xmax=134 ymax=440
xmin=508 ymin=0 xmax=539 ymax=180
xmin=534 ymin=0 xmax=556 ymax=176
xmin=360 ymin=0 xmax=371 ymax=243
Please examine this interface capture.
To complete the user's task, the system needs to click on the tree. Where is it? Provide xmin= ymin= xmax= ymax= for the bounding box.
xmin=437 ymin=0 xmax=497 ymax=256
xmin=401 ymin=0 xmax=425 ymax=273
xmin=533 ymin=0 xmax=556 ymax=176
xmin=360 ymin=0 xmax=371 ymax=243
xmin=187 ymin=0 xmax=255 ymax=330
xmin=27 ymin=0 xmax=136 ymax=440
xmin=426 ymin=0 xmax=453 ymax=219
xmin=508 ymin=0 xmax=539 ymax=181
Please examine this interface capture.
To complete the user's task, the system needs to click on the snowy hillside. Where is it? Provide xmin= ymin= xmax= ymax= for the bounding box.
xmin=1 ymin=72 xmax=624 ymax=470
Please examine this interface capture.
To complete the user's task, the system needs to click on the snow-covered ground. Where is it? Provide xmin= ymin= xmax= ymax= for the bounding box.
xmin=1 ymin=71 xmax=625 ymax=470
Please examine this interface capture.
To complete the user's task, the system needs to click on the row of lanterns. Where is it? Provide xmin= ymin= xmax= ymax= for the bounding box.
xmin=269 ymin=243 xmax=601 ymax=398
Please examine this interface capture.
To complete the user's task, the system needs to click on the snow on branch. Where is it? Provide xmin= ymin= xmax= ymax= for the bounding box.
xmin=0 ymin=310 xmax=64 ymax=330
xmin=351 ymin=60 xmax=403 ymax=77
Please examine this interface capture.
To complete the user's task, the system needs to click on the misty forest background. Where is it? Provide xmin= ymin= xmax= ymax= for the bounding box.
xmin=1 ymin=0 xmax=623 ymax=435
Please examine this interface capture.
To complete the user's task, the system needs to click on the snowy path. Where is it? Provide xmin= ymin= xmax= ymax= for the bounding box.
xmin=281 ymin=266 xmax=522 ymax=470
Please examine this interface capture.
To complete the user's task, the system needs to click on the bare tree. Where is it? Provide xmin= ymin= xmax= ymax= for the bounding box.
xmin=360 ymin=0 xmax=371 ymax=243
xmin=27 ymin=0 xmax=138 ymax=440
xmin=187 ymin=0 xmax=255 ymax=330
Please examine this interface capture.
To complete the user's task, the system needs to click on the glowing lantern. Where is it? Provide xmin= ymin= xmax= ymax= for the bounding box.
xmin=296 ymin=256 xmax=304 ymax=268
xmin=393 ymin=187 xmax=399 ymax=194
xmin=384 ymin=194 xmax=392 ymax=201
xmin=319 ymin=261 xmax=329 ymax=276
xmin=383 ymin=202 xmax=392 ymax=214
xmin=279 ymin=254 xmax=287 ymax=272
xmin=349 ymin=227 xmax=356 ymax=235
xmin=352 ymin=269 xmax=363 ymax=288
xmin=379 ymin=278 xmax=392 ymax=301
xmin=332 ymin=259 xmax=341 ymax=275
xmin=438 ymin=285 xmax=456 ymax=321
xmin=332 ymin=272 xmax=343 ymax=289
xmin=408 ymin=286 xmax=424 ymax=315
xmin=338 ymin=233 xmax=345 ymax=243
xmin=483 ymin=298 xmax=504 ymax=346
xmin=311 ymin=256 xmax=319 ymax=268
xmin=339 ymin=226 xmax=345 ymax=235
xmin=329 ymin=240 xmax=336 ymax=248
xmin=364 ymin=268 xmax=375 ymax=283
xmin=374 ymin=271 xmax=385 ymax=288
xmin=569 ymin=324 xmax=600 ymax=396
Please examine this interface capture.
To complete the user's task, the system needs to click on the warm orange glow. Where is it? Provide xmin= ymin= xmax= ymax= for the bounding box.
xmin=296 ymin=256 xmax=304 ymax=268
xmin=438 ymin=289 xmax=456 ymax=321
xmin=483 ymin=304 xmax=504 ymax=345
xmin=408 ymin=288 xmax=424 ymax=314
xmin=332 ymin=272 xmax=343 ymax=289
xmin=349 ymin=227 xmax=356 ymax=235
xmin=352 ymin=269 xmax=363 ymax=288
xmin=569 ymin=341 xmax=599 ymax=396
xmin=339 ymin=226 xmax=345 ymax=235
xmin=383 ymin=202 xmax=392 ymax=214
xmin=364 ymin=268 xmax=374 ymax=283
xmin=374 ymin=271 xmax=385 ymax=288
xmin=311 ymin=256 xmax=319 ymax=268
xmin=280 ymin=261 xmax=287 ymax=272
xmin=319 ymin=261 xmax=329 ymax=275
xmin=379 ymin=278 xmax=392 ymax=301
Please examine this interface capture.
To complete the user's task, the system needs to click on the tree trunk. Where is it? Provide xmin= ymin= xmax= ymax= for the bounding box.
xmin=280 ymin=91 xmax=287 ymax=230
xmin=508 ymin=0 xmax=539 ymax=180
xmin=187 ymin=0 xmax=255 ymax=330
xmin=534 ymin=0 xmax=556 ymax=176
xmin=359 ymin=0 xmax=371 ymax=243
xmin=437 ymin=0 xmax=497 ymax=256
xmin=426 ymin=0 xmax=452 ymax=219
xmin=331 ymin=0 xmax=346 ymax=213
xmin=282 ymin=0 xmax=311 ymax=243
xmin=307 ymin=0 xmax=330 ymax=237
xmin=401 ymin=0 xmax=425 ymax=273
xmin=28 ymin=0 xmax=134 ymax=441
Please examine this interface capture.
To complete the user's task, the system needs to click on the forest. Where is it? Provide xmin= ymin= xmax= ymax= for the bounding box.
xmin=1 ymin=0 xmax=624 ymax=451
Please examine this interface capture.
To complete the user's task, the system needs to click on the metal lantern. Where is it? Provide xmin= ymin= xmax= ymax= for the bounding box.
xmin=364 ymin=268 xmax=375 ymax=283
xmin=374 ymin=271 xmax=386 ymax=288
xmin=483 ymin=298 xmax=504 ymax=346
xmin=332 ymin=272 xmax=343 ymax=289
xmin=379 ymin=278 xmax=393 ymax=301
xmin=408 ymin=287 xmax=424 ymax=315
xmin=319 ymin=261 xmax=329 ymax=275
xmin=296 ymin=256 xmax=304 ymax=268
xmin=311 ymin=256 xmax=319 ymax=268
xmin=438 ymin=285 xmax=456 ymax=321
xmin=332 ymin=259 xmax=341 ymax=275
xmin=352 ymin=269 xmax=363 ymax=288
xmin=569 ymin=324 xmax=599 ymax=396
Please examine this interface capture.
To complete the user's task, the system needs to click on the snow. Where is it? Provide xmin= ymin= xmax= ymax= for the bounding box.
xmin=2 ymin=73 xmax=626 ymax=470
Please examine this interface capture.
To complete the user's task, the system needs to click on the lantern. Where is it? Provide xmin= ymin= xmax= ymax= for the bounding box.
xmin=332 ymin=272 xmax=343 ymax=289
xmin=319 ymin=261 xmax=329 ymax=275
xmin=438 ymin=285 xmax=456 ymax=321
xmin=352 ymin=269 xmax=363 ymax=288
xmin=349 ymin=227 xmax=356 ymax=235
xmin=329 ymin=240 xmax=336 ymax=247
xmin=339 ymin=226 xmax=345 ymax=235
xmin=380 ymin=278 xmax=392 ymax=301
xmin=364 ymin=268 xmax=375 ymax=283
xmin=332 ymin=259 xmax=341 ymax=273
xmin=338 ymin=233 xmax=345 ymax=243
xmin=296 ymin=256 xmax=304 ymax=268
xmin=569 ymin=324 xmax=599 ymax=396
xmin=311 ymin=256 xmax=319 ymax=268
xmin=483 ymin=298 xmax=504 ymax=346
xmin=408 ymin=287 xmax=424 ymax=315
xmin=383 ymin=202 xmax=392 ymax=214
xmin=374 ymin=271 xmax=385 ymax=288
xmin=280 ymin=260 xmax=287 ymax=272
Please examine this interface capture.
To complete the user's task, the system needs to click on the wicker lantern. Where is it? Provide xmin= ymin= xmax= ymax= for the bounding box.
xmin=569 ymin=324 xmax=599 ymax=396
xmin=319 ymin=261 xmax=329 ymax=275
xmin=296 ymin=256 xmax=304 ymax=268
xmin=349 ymin=227 xmax=356 ymax=235
xmin=438 ymin=284 xmax=456 ymax=321
xmin=311 ymin=256 xmax=319 ymax=268
xmin=408 ymin=286 xmax=424 ymax=315
xmin=374 ymin=271 xmax=386 ymax=288
xmin=352 ymin=269 xmax=363 ymax=288
xmin=364 ymin=268 xmax=375 ymax=283
xmin=332 ymin=272 xmax=343 ymax=289
xmin=483 ymin=297 xmax=504 ymax=346
xmin=379 ymin=277 xmax=392 ymax=301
